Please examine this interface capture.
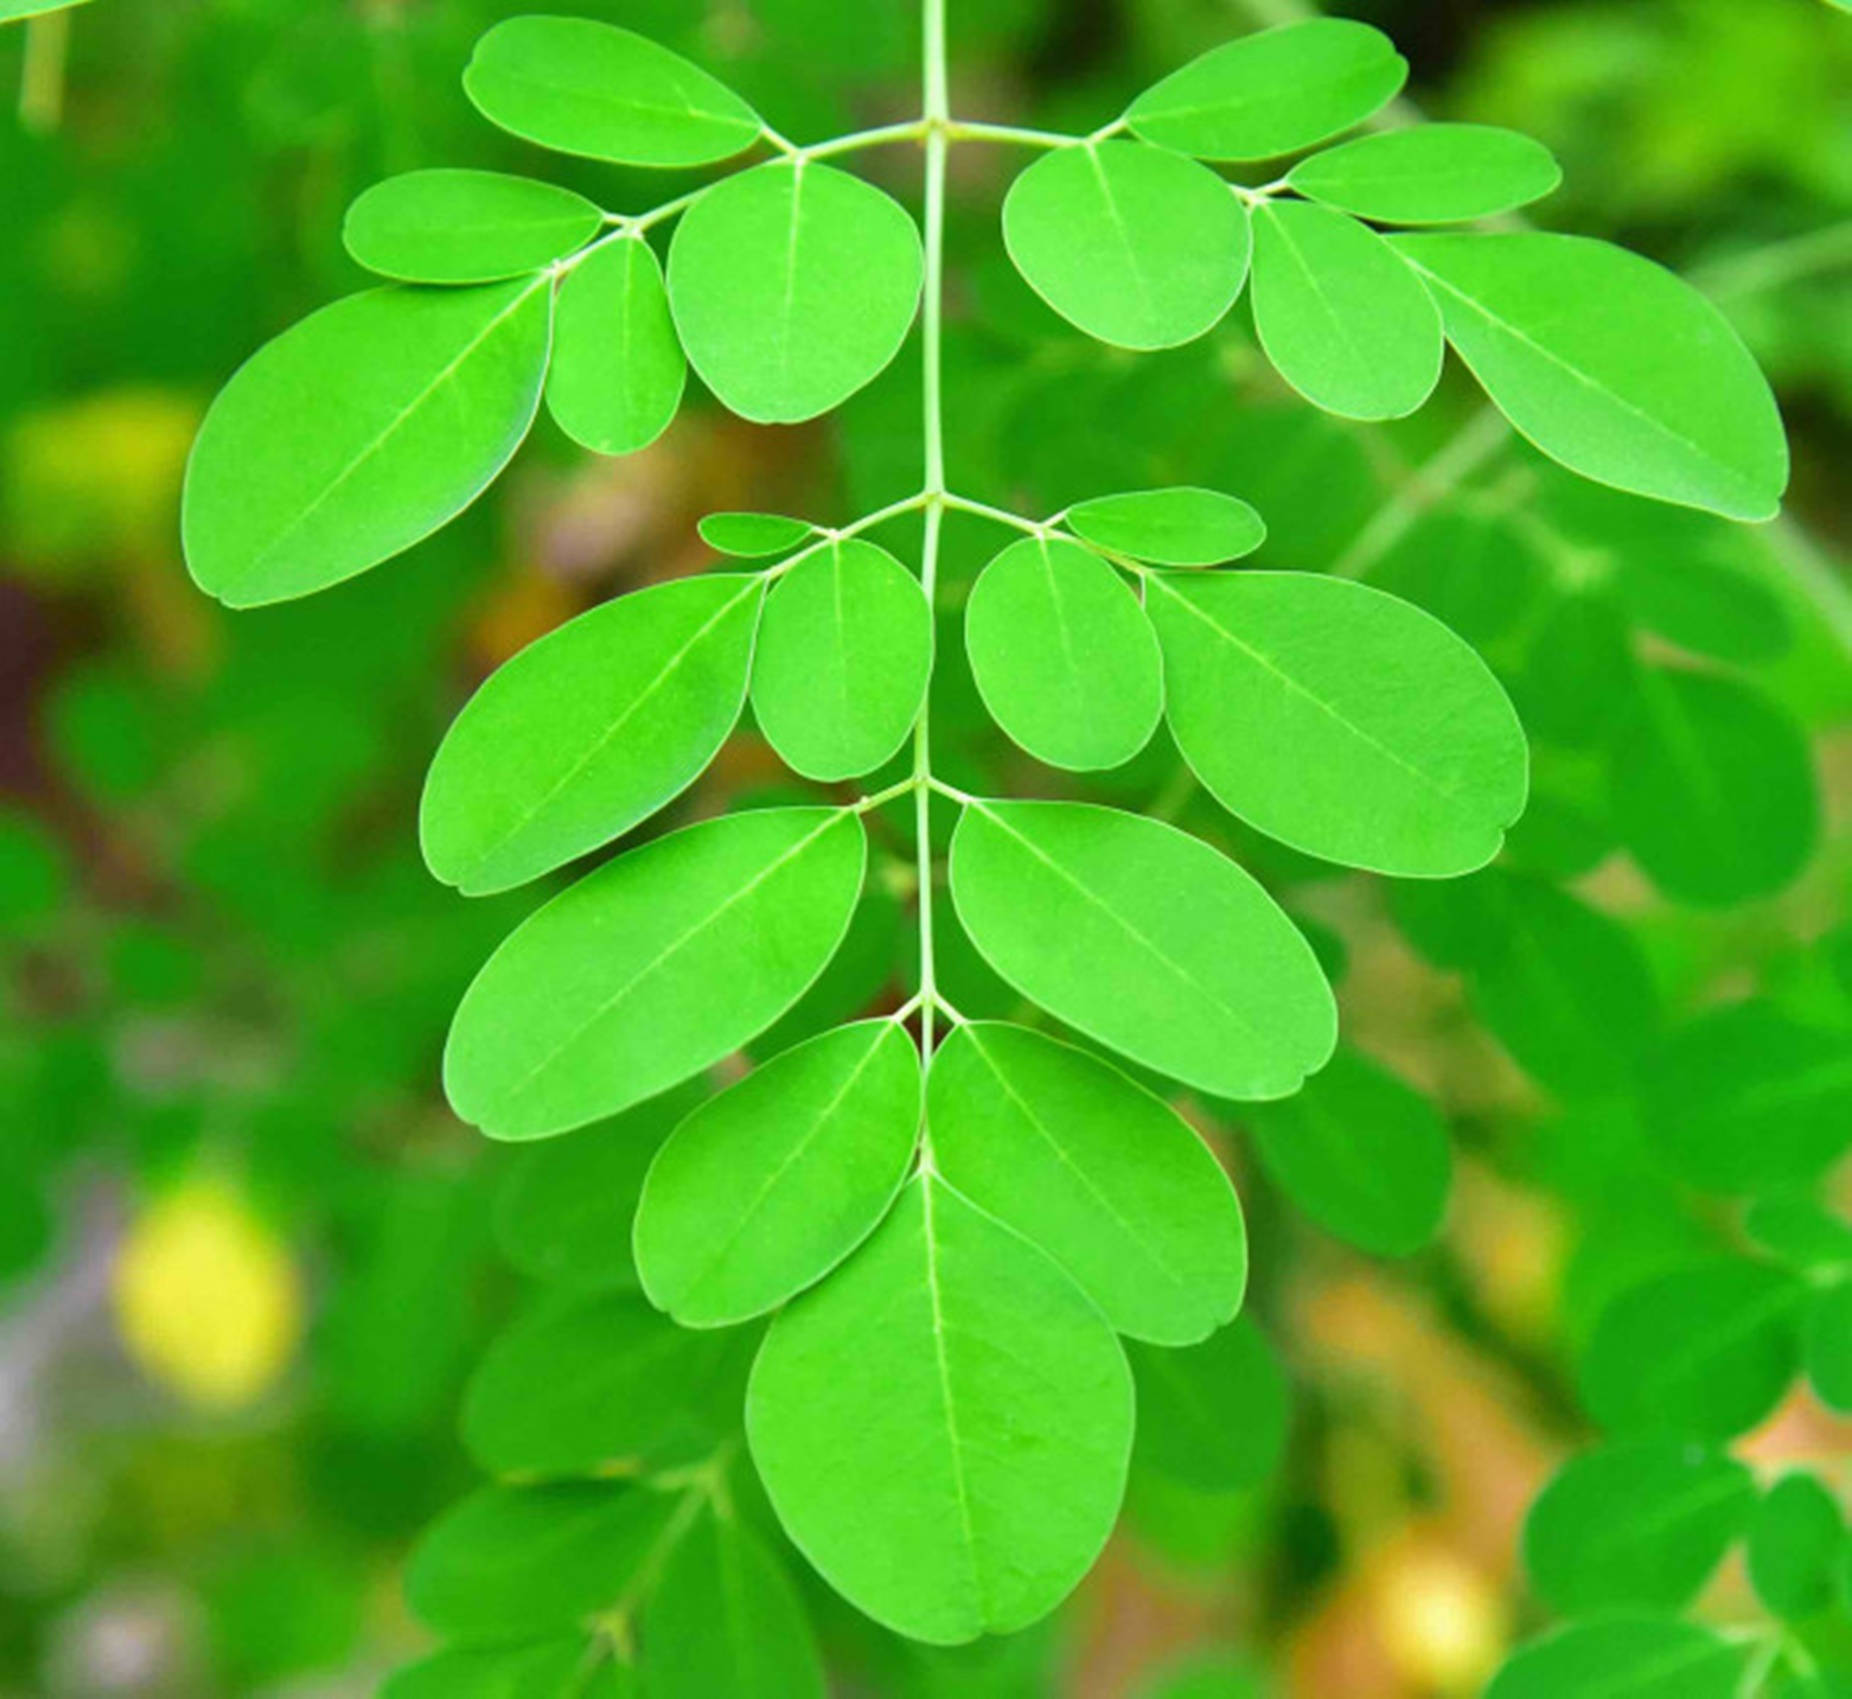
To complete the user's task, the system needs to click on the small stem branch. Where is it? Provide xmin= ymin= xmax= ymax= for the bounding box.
xmin=945 ymin=119 xmax=1079 ymax=150
xmin=940 ymin=491 xmax=1058 ymax=535
xmin=799 ymin=119 xmax=930 ymax=162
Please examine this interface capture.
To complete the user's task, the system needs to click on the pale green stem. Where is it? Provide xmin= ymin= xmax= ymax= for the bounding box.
xmin=946 ymin=119 xmax=1077 ymax=150
xmin=914 ymin=0 xmax=950 ymax=1102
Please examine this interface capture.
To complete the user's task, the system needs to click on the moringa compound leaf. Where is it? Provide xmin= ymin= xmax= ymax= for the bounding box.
xmin=668 ymin=162 xmax=923 ymax=424
xmin=964 ymin=536 xmax=1162 ymax=771
xmin=1250 ymin=200 xmax=1443 ymax=421
xmin=1287 ymin=124 xmax=1562 ymax=224
xmin=635 ymin=1020 xmax=921 ymax=1328
xmin=949 ymin=800 xmax=1336 ymax=1100
xmin=1065 ymin=487 xmax=1266 ymax=567
xmin=1002 ymin=142 xmax=1251 ymax=350
xmin=927 ymin=1021 xmax=1246 ymax=1345
xmin=1149 ymin=571 xmax=1527 ymax=877
xmin=641 ymin=1507 xmax=825 ymax=1699
xmin=421 ymin=574 xmax=764 ymax=895
xmin=1394 ymin=233 xmax=1789 ymax=520
xmin=699 ymin=512 xmax=816 ymax=558
xmin=1125 ymin=19 xmax=1406 ymax=161
xmin=184 ymin=281 xmax=550 ymax=606
xmin=1522 ymin=1439 xmax=1756 ymax=1616
xmin=464 ymin=17 xmax=762 ymax=168
xmin=751 ymin=539 xmax=933 ymax=780
xmin=445 ymin=807 xmax=866 ymax=1140
xmin=343 ymin=169 xmax=603 ymax=284
xmin=747 ymin=1174 xmax=1132 ymax=1644
xmin=547 ymin=238 xmax=686 ymax=456
xmin=1241 ymin=1047 xmax=1451 ymax=1257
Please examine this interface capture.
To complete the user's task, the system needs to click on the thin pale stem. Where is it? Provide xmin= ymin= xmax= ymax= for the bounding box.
xmin=800 ymin=119 xmax=931 ymax=162
xmin=941 ymin=491 xmax=1057 ymax=535
xmin=946 ymin=119 xmax=1078 ymax=150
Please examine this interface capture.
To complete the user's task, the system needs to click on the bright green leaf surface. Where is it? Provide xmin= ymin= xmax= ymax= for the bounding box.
xmin=0 ymin=0 xmax=94 ymax=17
xmin=445 ymin=808 xmax=865 ymax=1140
xmin=1486 ymin=1619 xmax=1748 ymax=1699
xmin=1745 ymin=1196 xmax=1852 ymax=1276
xmin=1806 ymin=1279 xmax=1852 ymax=1411
xmin=463 ymin=1292 xmax=746 ymax=1475
xmin=184 ymin=281 xmax=550 ymax=606
xmin=752 ymin=539 xmax=933 ymax=780
xmin=635 ymin=1020 xmax=921 ymax=1327
xmin=642 ymin=1508 xmax=825 ymax=1699
xmin=464 ymin=17 xmax=761 ymax=168
xmin=547 ymin=239 xmax=686 ymax=457
xmin=422 ymin=575 xmax=763 ymax=895
xmin=406 ymin=1483 xmax=674 ymax=1640
xmin=1523 ymin=1439 xmax=1755 ymax=1616
xmin=747 ymin=1175 xmax=1132 ymax=1644
xmin=1288 ymin=125 xmax=1562 ymax=224
xmin=1128 ymin=1318 xmax=1290 ymax=1492
xmin=668 ymin=163 xmax=922 ymax=424
xmin=927 ymin=1022 xmax=1246 ymax=1345
xmin=1150 ymin=571 xmax=1526 ymax=876
xmin=1748 ymin=1473 xmax=1844 ymax=1620
xmin=494 ymin=1089 xmax=699 ymax=1292
xmin=699 ymin=512 xmax=815 ymax=558
xmin=1251 ymin=202 xmax=1443 ymax=420
xmin=965 ymin=536 xmax=1162 ymax=771
xmin=1066 ymin=487 xmax=1266 ymax=566
xmin=1608 ymin=667 xmax=1818 ymax=906
xmin=343 ymin=169 xmax=601 ymax=284
xmin=1002 ymin=143 xmax=1251 ymax=350
xmin=1242 ymin=1048 xmax=1451 ymax=1256
xmin=1394 ymin=233 xmax=1789 ymax=519
xmin=950 ymin=801 xmax=1336 ymax=1100
xmin=1641 ymin=1001 xmax=1852 ymax=1194
xmin=1581 ymin=1259 xmax=1806 ymax=1440
xmin=384 ymin=1639 xmax=600 ymax=1699
xmin=1125 ymin=20 xmax=1406 ymax=161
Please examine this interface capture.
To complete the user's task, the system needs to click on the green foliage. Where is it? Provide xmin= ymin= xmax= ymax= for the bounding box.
xmin=1487 ymin=1618 xmax=1749 ymax=1699
xmin=344 ymin=170 xmax=603 ymax=284
xmin=1065 ymin=487 xmax=1266 ymax=566
xmin=1286 ymin=124 xmax=1562 ymax=224
xmin=548 ymin=240 xmax=686 ymax=456
xmin=1128 ymin=1318 xmax=1291 ymax=1493
xmin=1749 ymin=1474 xmax=1845 ymax=1621
xmin=699 ymin=512 xmax=816 ymax=558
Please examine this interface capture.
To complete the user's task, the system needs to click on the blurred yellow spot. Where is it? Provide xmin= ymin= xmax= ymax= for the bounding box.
xmin=1373 ymin=1541 xmax=1505 ymax=1694
xmin=112 ymin=1178 xmax=303 ymax=1412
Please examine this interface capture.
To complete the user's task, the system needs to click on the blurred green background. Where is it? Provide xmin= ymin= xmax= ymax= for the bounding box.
xmin=0 ymin=1 xmax=1847 ymax=1695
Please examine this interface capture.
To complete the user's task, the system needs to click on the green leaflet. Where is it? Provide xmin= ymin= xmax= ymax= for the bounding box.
xmin=751 ymin=539 xmax=933 ymax=780
xmin=463 ymin=1292 xmax=747 ymax=1476
xmin=463 ymin=17 xmax=762 ymax=168
xmin=1065 ymin=487 xmax=1266 ymax=567
xmin=1640 ymin=1001 xmax=1852 ymax=1194
xmin=1748 ymin=1473 xmax=1844 ymax=1621
xmin=1580 ymin=1258 xmax=1806 ymax=1440
xmin=1125 ymin=20 xmax=1406 ymax=161
xmin=384 ymin=1639 xmax=605 ymax=1699
xmin=1394 ymin=233 xmax=1790 ymax=520
xmin=1250 ymin=201 xmax=1443 ymax=420
xmin=1149 ymin=571 xmax=1527 ymax=877
xmin=1366 ymin=506 xmax=1547 ymax=647
xmin=634 ymin=1020 xmax=921 ymax=1327
xmin=1 ymin=0 xmax=94 ymax=15
xmin=406 ymin=1482 xmax=676 ymax=1640
xmin=343 ymin=169 xmax=602 ymax=284
xmin=1287 ymin=125 xmax=1562 ymax=224
xmin=183 ymin=281 xmax=551 ymax=606
xmin=1128 ymin=1317 xmax=1290 ymax=1493
xmin=1607 ymin=667 xmax=1818 ymax=907
xmin=949 ymin=800 xmax=1336 ymax=1100
xmin=964 ymin=536 xmax=1163 ymax=771
xmin=1806 ymin=1279 xmax=1852 ymax=1412
xmin=1486 ymin=1619 xmax=1748 ymax=1699
xmin=1241 ymin=1048 xmax=1451 ymax=1257
xmin=547 ymin=239 xmax=686 ymax=457
xmin=421 ymin=575 xmax=764 ymax=896
xmin=1745 ymin=1196 xmax=1852 ymax=1276
xmin=493 ymin=1088 xmax=702 ymax=1292
xmin=668 ymin=162 xmax=923 ymax=424
xmin=746 ymin=1175 xmax=1132 ymax=1644
xmin=1001 ymin=143 xmax=1252 ymax=350
xmin=926 ymin=1022 xmax=1246 ymax=1346
xmin=699 ymin=512 xmax=816 ymax=558
xmin=445 ymin=807 xmax=865 ymax=1140
xmin=641 ymin=1508 xmax=825 ymax=1699
xmin=1522 ymin=1439 xmax=1756 ymax=1616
